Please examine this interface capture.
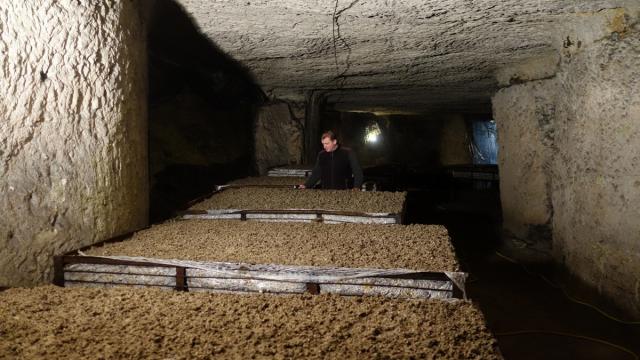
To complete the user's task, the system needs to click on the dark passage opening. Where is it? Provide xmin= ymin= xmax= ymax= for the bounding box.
xmin=147 ymin=0 xmax=265 ymax=222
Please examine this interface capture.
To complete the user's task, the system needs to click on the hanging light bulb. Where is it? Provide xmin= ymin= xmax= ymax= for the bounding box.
xmin=364 ymin=122 xmax=382 ymax=144
xmin=365 ymin=131 xmax=378 ymax=143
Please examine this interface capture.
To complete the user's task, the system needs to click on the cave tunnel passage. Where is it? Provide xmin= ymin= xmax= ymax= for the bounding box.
xmin=1 ymin=0 xmax=639 ymax=357
xmin=145 ymin=0 xmax=506 ymax=226
xmin=146 ymin=0 xmax=505 ymax=249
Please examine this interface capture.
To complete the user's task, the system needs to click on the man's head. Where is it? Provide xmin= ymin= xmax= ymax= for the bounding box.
xmin=321 ymin=131 xmax=339 ymax=152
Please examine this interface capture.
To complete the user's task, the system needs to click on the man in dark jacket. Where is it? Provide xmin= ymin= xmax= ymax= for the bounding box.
xmin=299 ymin=131 xmax=363 ymax=190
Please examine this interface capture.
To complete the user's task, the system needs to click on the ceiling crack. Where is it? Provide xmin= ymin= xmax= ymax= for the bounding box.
xmin=332 ymin=0 xmax=361 ymax=90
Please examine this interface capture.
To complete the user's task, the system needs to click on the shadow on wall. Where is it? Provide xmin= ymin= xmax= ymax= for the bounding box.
xmin=148 ymin=0 xmax=265 ymax=222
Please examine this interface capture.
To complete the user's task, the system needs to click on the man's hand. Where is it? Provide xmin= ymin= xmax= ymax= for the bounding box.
xmin=298 ymin=184 xmax=306 ymax=189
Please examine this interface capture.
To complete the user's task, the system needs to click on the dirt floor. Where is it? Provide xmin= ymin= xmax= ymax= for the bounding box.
xmin=86 ymin=220 xmax=459 ymax=272
xmin=408 ymin=187 xmax=640 ymax=360
xmin=0 ymin=286 xmax=501 ymax=359
xmin=228 ymin=176 xmax=306 ymax=186
xmin=190 ymin=188 xmax=406 ymax=214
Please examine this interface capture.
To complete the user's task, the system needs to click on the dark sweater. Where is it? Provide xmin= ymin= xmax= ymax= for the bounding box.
xmin=304 ymin=146 xmax=363 ymax=189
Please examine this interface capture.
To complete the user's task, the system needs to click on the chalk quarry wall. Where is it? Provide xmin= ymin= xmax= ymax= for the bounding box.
xmin=493 ymin=7 xmax=640 ymax=315
xmin=0 ymin=1 xmax=149 ymax=286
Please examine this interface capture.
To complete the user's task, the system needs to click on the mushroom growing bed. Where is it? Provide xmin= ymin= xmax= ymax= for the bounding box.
xmin=228 ymin=176 xmax=305 ymax=186
xmin=190 ymin=188 xmax=405 ymax=213
xmin=0 ymin=286 xmax=502 ymax=359
xmin=185 ymin=188 xmax=406 ymax=224
xmin=86 ymin=220 xmax=458 ymax=271
xmin=57 ymin=220 xmax=465 ymax=299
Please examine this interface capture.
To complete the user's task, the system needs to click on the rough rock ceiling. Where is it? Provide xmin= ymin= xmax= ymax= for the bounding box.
xmin=176 ymin=0 xmax=629 ymax=113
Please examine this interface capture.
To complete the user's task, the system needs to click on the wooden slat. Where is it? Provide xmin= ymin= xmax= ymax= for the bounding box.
xmin=175 ymin=267 xmax=186 ymax=291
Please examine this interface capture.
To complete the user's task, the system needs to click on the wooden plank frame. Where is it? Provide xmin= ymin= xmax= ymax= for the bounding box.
xmin=53 ymin=255 xmax=465 ymax=299
xmin=181 ymin=208 xmax=403 ymax=225
xmin=54 ymin=255 xmax=188 ymax=292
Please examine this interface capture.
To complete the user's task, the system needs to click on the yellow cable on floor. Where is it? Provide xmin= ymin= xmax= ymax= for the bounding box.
xmin=494 ymin=251 xmax=640 ymax=325
xmin=495 ymin=330 xmax=639 ymax=360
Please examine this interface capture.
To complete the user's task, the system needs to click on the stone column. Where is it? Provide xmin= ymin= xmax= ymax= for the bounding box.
xmin=254 ymin=101 xmax=304 ymax=174
xmin=304 ymin=91 xmax=325 ymax=164
xmin=493 ymin=82 xmax=555 ymax=242
xmin=551 ymin=12 xmax=640 ymax=316
xmin=439 ymin=114 xmax=472 ymax=166
xmin=0 ymin=1 xmax=149 ymax=286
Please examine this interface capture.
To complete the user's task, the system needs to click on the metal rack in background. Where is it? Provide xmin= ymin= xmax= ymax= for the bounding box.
xmin=267 ymin=166 xmax=313 ymax=177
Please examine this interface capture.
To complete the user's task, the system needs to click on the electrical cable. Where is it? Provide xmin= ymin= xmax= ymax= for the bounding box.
xmin=495 ymin=251 xmax=640 ymax=325
xmin=495 ymin=330 xmax=639 ymax=360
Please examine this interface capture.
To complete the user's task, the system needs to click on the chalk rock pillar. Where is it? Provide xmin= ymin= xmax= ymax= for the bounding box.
xmin=0 ymin=1 xmax=149 ymax=286
xmin=254 ymin=102 xmax=304 ymax=174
